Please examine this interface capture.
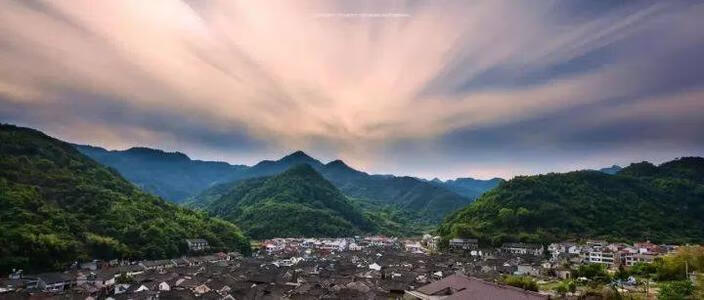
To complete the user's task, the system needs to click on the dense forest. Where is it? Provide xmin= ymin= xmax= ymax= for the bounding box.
xmin=0 ymin=124 xmax=250 ymax=273
xmin=438 ymin=157 xmax=704 ymax=246
xmin=190 ymin=165 xmax=373 ymax=239
xmin=189 ymin=164 xmax=429 ymax=239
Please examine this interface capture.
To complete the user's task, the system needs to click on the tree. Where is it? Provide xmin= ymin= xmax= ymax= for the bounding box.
xmin=576 ymin=263 xmax=611 ymax=283
xmin=556 ymin=279 xmax=577 ymax=296
xmin=501 ymin=275 xmax=538 ymax=292
xmin=657 ymin=280 xmax=694 ymax=300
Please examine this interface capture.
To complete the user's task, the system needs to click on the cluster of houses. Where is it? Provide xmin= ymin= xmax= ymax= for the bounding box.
xmin=1 ymin=252 xmax=238 ymax=297
xmin=1 ymin=235 xmax=687 ymax=299
xmin=440 ymin=238 xmax=680 ymax=282
xmin=1 ymin=237 xmax=553 ymax=299
xmin=547 ymin=240 xmax=676 ymax=269
xmin=259 ymin=236 xmax=396 ymax=256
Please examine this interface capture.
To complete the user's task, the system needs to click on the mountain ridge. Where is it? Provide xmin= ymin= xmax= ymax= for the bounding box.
xmin=77 ymin=145 xmax=494 ymax=221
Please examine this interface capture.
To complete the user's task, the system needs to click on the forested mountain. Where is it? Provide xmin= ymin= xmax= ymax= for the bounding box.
xmin=189 ymin=164 xmax=375 ymax=239
xmin=230 ymin=152 xmax=474 ymax=220
xmin=0 ymin=124 xmax=250 ymax=273
xmin=75 ymin=145 xmax=247 ymax=202
xmin=315 ymin=162 xmax=472 ymax=221
xmin=235 ymin=150 xmax=323 ymax=179
xmin=438 ymin=157 xmax=704 ymax=246
xmin=429 ymin=177 xmax=503 ymax=199
xmin=78 ymin=142 xmax=474 ymax=221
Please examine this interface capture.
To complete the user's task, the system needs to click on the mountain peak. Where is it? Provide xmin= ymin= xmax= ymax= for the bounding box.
xmin=280 ymin=150 xmax=315 ymax=162
xmin=326 ymin=159 xmax=349 ymax=168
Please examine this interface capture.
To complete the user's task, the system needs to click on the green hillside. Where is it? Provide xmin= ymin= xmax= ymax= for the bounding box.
xmin=438 ymin=157 xmax=704 ymax=246
xmin=318 ymin=160 xmax=473 ymax=222
xmin=0 ymin=124 xmax=250 ymax=273
xmin=190 ymin=164 xmax=376 ymax=239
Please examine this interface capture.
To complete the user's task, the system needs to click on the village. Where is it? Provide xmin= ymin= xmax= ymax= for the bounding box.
xmin=0 ymin=236 xmax=692 ymax=299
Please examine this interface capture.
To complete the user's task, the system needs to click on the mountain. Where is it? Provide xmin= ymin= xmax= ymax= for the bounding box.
xmin=234 ymin=150 xmax=323 ymax=179
xmin=438 ymin=157 xmax=704 ymax=246
xmin=0 ymin=124 xmax=250 ymax=273
xmin=192 ymin=149 xmax=472 ymax=222
xmin=75 ymin=144 xmax=247 ymax=202
xmin=430 ymin=177 xmax=503 ymax=199
xmin=598 ymin=165 xmax=622 ymax=175
xmin=300 ymin=160 xmax=470 ymax=221
xmin=76 ymin=142 xmax=472 ymax=221
xmin=190 ymin=164 xmax=374 ymax=239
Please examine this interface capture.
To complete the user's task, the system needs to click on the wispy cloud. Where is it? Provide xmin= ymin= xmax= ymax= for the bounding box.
xmin=1 ymin=0 xmax=702 ymax=177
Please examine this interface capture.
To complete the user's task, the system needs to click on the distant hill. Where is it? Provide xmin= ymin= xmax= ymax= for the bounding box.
xmin=438 ymin=157 xmax=704 ymax=246
xmin=598 ymin=165 xmax=622 ymax=175
xmin=430 ymin=177 xmax=503 ymax=199
xmin=314 ymin=160 xmax=474 ymax=221
xmin=0 ymin=124 xmax=250 ymax=273
xmin=75 ymin=145 xmax=247 ymax=202
xmin=189 ymin=164 xmax=375 ymax=239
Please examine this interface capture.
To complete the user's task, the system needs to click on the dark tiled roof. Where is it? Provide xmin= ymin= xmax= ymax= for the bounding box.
xmin=37 ymin=272 xmax=72 ymax=284
xmin=415 ymin=274 xmax=548 ymax=300
xmin=502 ymin=243 xmax=543 ymax=249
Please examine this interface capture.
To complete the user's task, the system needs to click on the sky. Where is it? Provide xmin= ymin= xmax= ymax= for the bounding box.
xmin=1 ymin=0 xmax=703 ymax=179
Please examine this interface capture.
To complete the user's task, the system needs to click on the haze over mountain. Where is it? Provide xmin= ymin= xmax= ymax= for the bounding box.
xmin=429 ymin=177 xmax=504 ymax=200
xmin=438 ymin=157 xmax=704 ymax=246
xmin=75 ymin=144 xmax=247 ymax=202
xmin=597 ymin=165 xmax=623 ymax=175
xmin=77 ymin=145 xmax=498 ymax=219
xmin=0 ymin=124 xmax=250 ymax=272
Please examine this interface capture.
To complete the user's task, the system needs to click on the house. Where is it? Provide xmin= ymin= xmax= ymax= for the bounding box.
xmin=501 ymin=243 xmax=544 ymax=256
xmin=114 ymin=283 xmax=131 ymax=294
xmin=548 ymin=242 xmax=577 ymax=258
xmin=587 ymin=249 xmax=616 ymax=266
xmin=349 ymin=242 xmax=363 ymax=251
xmin=405 ymin=273 xmax=549 ymax=300
xmin=556 ymin=269 xmax=572 ymax=280
xmin=369 ymin=263 xmax=382 ymax=271
xmin=139 ymin=259 xmax=175 ymax=271
xmin=634 ymin=241 xmax=661 ymax=254
xmin=515 ymin=264 xmax=541 ymax=277
xmin=568 ymin=245 xmax=583 ymax=255
xmin=114 ymin=264 xmax=144 ymax=278
xmin=449 ymin=238 xmax=479 ymax=251
xmin=586 ymin=240 xmax=607 ymax=248
xmin=194 ymin=284 xmax=211 ymax=295
xmin=186 ymin=239 xmax=210 ymax=252
xmin=624 ymin=253 xmax=656 ymax=266
xmin=8 ymin=269 xmax=22 ymax=280
xmin=405 ymin=242 xmax=425 ymax=253
xmin=37 ymin=272 xmax=73 ymax=292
